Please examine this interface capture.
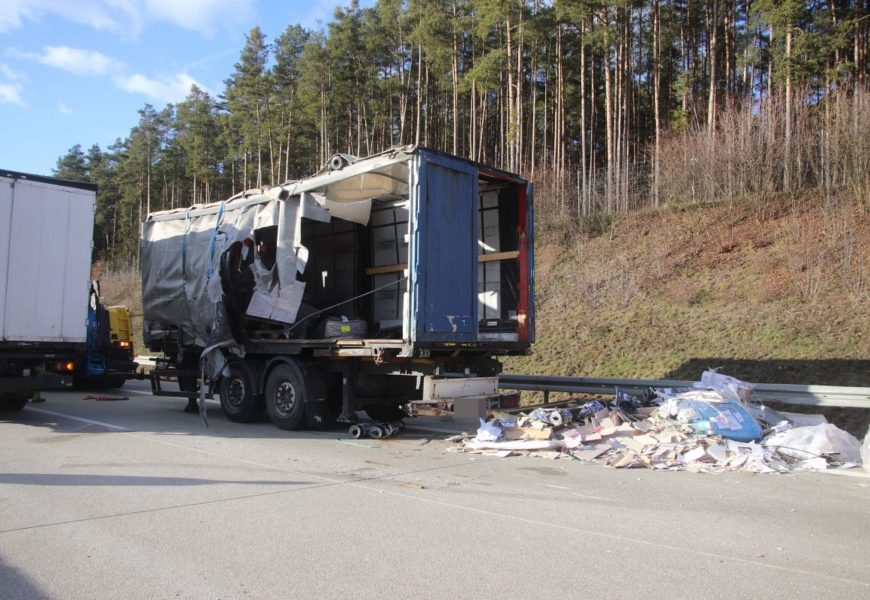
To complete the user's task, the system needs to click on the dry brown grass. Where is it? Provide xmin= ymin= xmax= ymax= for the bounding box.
xmin=658 ymin=87 xmax=870 ymax=211
xmin=507 ymin=193 xmax=870 ymax=380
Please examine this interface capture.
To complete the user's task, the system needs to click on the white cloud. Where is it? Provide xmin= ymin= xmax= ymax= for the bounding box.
xmin=143 ymin=0 xmax=254 ymax=35
xmin=114 ymin=72 xmax=202 ymax=103
xmin=36 ymin=46 xmax=123 ymax=76
xmin=6 ymin=43 xmax=202 ymax=105
xmin=298 ymin=0 xmax=340 ymax=30
xmin=0 ymin=1 xmax=141 ymax=35
xmin=0 ymin=83 xmax=25 ymax=106
xmin=0 ymin=0 xmax=254 ymax=37
xmin=6 ymin=45 xmax=124 ymax=76
xmin=58 ymin=102 xmax=73 ymax=114
xmin=0 ymin=63 xmax=26 ymax=106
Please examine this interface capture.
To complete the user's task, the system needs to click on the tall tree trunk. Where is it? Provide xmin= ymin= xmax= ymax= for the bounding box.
xmin=146 ymin=142 xmax=151 ymax=216
xmin=580 ymin=19 xmax=587 ymax=215
xmin=784 ymin=24 xmax=793 ymax=192
xmin=415 ymin=44 xmax=422 ymax=146
xmin=506 ymin=16 xmax=516 ymax=172
xmin=451 ymin=0 xmax=460 ymax=156
xmin=554 ymin=23 xmax=564 ymax=200
xmin=604 ymin=10 xmax=614 ymax=214
xmin=255 ymin=104 xmax=263 ymax=188
xmin=530 ymin=33 xmax=537 ymax=178
xmin=707 ymin=0 xmax=718 ymax=135
xmin=588 ymin=45 xmax=596 ymax=215
xmin=516 ymin=12 xmax=524 ymax=172
xmin=653 ymin=0 xmax=662 ymax=207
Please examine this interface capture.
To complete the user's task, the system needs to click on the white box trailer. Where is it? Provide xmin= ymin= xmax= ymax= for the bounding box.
xmin=0 ymin=169 xmax=96 ymax=408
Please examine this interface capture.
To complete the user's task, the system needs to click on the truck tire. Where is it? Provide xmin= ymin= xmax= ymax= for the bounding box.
xmin=0 ymin=393 xmax=29 ymax=411
xmin=219 ymin=360 xmax=263 ymax=423
xmin=264 ymin=361 xmax=307 ymax=430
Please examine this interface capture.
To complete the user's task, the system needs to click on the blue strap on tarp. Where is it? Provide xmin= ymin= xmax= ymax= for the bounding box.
xmin=206 ymin=201 xmax=227 ymax=281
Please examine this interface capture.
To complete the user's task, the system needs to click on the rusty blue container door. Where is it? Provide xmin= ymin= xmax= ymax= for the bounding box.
xmin=412 ymin=151 xmax=479 ymax=342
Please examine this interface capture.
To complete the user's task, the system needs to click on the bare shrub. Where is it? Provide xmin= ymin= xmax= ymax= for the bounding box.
xmin=819 ymin=200 xmax=869 ymax=298
xmin=784 ymin=212 xmax=827 ymax=303
xmin=658 ymin=87 xmax=870 ymax=212
xmin=98 ymin=266 xmax=142 ymax=315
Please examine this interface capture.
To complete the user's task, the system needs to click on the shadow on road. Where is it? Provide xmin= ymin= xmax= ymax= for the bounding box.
xmin=0 ymin=556 xmax=51 ymax=600
xmin=0 ymin=392 xmax=443 ymax=445
xmin=0 ymin=473 xmax=312 ymax=487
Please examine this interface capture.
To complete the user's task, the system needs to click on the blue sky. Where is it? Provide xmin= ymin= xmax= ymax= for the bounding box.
xmin=0 ymin=0 xmax=356 ymax=175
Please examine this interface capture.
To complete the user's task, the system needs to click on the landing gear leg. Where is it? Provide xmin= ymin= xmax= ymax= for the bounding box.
xmin=337 ymin=360 xmax=359 ymax=424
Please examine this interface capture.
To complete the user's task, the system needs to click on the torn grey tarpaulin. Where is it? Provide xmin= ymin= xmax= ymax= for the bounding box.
xmin=142 ymin=195 xmax=291 ymax=378
xmin=141 ymin=146 xmax=416 ymax=378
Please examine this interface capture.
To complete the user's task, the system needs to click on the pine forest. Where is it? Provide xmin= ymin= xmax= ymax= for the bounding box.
xmin=51 ymin=0 xmax=870 ymax=266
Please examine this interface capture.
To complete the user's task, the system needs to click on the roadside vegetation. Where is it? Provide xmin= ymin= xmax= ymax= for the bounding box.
xmin=506 ymin=193 xmax=868 ymax=384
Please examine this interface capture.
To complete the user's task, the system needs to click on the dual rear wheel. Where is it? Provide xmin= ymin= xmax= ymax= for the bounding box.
xmin=219 ymin=358 xmax=400 ymax=430
xmin=218 ymin=359 xmax=316 ymax=430
xmin=218 ymin=360 xmax=264 ymax=423
xmin=265 ymin=362 xmax=326 ymax=430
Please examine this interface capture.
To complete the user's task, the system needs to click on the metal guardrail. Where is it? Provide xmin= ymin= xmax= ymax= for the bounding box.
xmin=498 ymin=374 xmax=870 ymax=409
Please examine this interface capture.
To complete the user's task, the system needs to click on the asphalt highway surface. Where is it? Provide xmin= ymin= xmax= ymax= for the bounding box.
xmin=1 ymin=380 xmax=869 ymax=599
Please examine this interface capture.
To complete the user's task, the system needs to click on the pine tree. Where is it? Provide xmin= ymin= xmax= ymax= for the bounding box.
xmin=53 ymin=144 xmax=89 ymax=181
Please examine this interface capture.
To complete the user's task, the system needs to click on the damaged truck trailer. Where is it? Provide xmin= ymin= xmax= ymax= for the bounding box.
xmin=142 ymin=147 xmax=534 ymax=429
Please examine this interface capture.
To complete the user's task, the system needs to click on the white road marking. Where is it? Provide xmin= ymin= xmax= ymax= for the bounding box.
xmin=24 ymin=407 xmax=129 ymax=432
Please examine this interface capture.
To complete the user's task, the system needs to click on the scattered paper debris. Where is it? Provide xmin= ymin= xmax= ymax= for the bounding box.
xmin=863 ymin=427 xmax=870 ymax=475
xmin=476 ymin=419 xmax=502 ymax=442
xmin=764 ymin=423 xmax=863 ymax=464
xmin=448 ymin=371 xmax=863 ymax=475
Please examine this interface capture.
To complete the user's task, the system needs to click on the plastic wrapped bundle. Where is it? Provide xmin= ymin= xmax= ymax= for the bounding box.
xmin=320 ymin=317 xmax=368 ymax=339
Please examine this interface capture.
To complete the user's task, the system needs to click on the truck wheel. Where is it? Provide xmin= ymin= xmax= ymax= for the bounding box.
xmin=0 ymin=393 xmax=29 ymax=411
xmin=219 ymin=360 xmax=263 ymax=423
xmin=264 ymin=362 xmax=307 ymax=430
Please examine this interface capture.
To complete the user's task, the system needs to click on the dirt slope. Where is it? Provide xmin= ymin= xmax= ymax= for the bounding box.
xmin=506 ymin=194 xmax=869 ymax=387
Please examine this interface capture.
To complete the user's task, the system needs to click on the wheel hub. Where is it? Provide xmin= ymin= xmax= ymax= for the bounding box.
xmin=226 ymin=377 xmax=246 ymax=408
xmin=274 ymin=381 xmax=296 ymax=416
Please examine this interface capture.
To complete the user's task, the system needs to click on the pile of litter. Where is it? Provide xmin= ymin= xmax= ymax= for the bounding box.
xmin=448 ymin=370 xmax=865 ymax=475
